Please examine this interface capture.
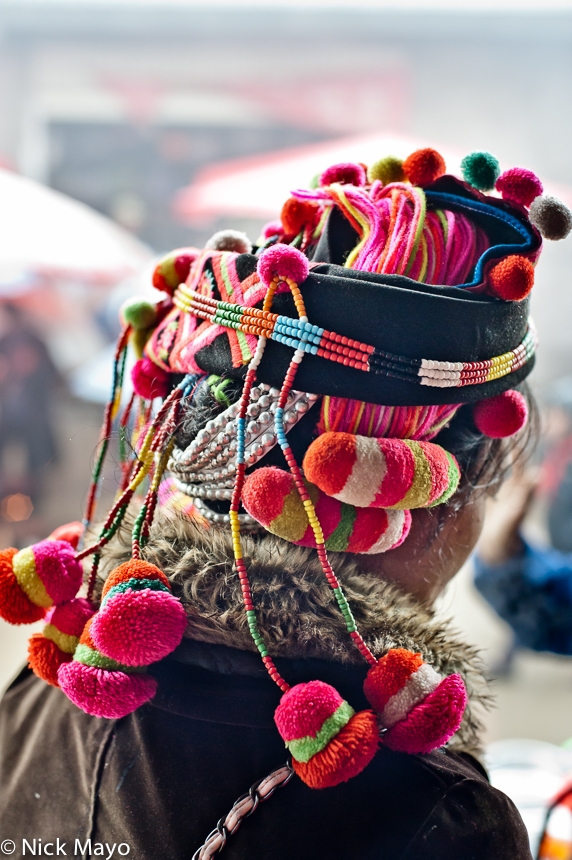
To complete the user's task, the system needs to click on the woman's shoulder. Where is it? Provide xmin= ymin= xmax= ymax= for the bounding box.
xmin=0 ymin=667 xmax=532 ymax=860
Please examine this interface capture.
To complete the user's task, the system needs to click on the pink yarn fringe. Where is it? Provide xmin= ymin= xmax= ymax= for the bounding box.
xmin=318 ymin=397 xmax=460 ymax=441
xmin=293 ymin=182 xmax=490 ymax=286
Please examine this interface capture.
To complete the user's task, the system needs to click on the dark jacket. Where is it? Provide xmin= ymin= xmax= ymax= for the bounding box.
xmin=0 ymin=516 xmax=533 ymax=859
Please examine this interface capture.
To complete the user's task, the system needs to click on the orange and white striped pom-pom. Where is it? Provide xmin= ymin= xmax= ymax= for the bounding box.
xmin=364 ymin=649 xmax=467 ymax=755
xmin=303 ymin=432 xmax=459 ymax=510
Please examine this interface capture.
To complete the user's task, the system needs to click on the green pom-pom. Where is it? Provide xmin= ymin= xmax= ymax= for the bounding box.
xmin=120 ymin=297 xmax=157 ymax=331
xmin=460 ymin=151 xmax=500 ymax=192
xmin=309 ymin=173 xmax=321 ymax=190
xmin=367 ymin=156 xmax=405 ymax=186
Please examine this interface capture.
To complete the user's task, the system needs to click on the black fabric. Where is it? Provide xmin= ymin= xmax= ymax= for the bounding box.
xmin=0 ymin=643 xmax=532 ymax=860
xmin=255 ymin=265 xmax=533 ymax=405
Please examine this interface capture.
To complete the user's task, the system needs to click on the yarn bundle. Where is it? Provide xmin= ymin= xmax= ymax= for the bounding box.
xmin=303 ymin=432 xmax=460 ymax=510
xmin=242 ymin=466 xmax=411 ymax=553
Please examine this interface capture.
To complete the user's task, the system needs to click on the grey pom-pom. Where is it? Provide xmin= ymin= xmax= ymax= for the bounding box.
xmin=205 ymin=229 xmax=252 ymax=253
xmin=529 ymin=195 xmax=572 ymax=241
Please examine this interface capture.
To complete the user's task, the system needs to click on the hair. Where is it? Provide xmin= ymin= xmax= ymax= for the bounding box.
xmin=433 ymin=381 xmax=539 ymax=508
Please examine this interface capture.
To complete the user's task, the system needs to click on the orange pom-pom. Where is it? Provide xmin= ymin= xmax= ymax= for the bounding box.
xmin=102 ymin=559 xmax=171 ymax=598
xmin=487 ymin=255 xmax=534 ymax=301
xmin=280 ymin=198 xmax=318 ymax=236
xmin=293 ymin=710 xmax=379 ymax=789
xmin=0 ymin=548 xmax=46 ymax=625
xmin=403 ymin=148 xmax=446 ymax=186
xmin=28 ymin=634 xmax=71 ymax=686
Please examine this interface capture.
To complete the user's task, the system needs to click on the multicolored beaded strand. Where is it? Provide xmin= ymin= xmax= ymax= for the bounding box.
xmin=229 ymin=277 xmax=377 ymax=687
xmin=174 ymin=284 xmax=536 ymax=389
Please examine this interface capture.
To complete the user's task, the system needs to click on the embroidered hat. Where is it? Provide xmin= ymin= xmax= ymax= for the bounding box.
xmin=0 ymin=147 xmax=569 ymax=793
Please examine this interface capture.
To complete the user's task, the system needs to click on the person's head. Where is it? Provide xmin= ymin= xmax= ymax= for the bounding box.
xmin=141 ymin=150 xmax=547 ymax=605
xmin=2 ymin=145 xmax=568 ymax=787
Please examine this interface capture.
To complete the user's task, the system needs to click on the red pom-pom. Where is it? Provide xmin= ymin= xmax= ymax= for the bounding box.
xmin=28 ymin=634 xmax=71 ymax=686
xmin=403 ymin=148 xmax=446 ymax=186
xmin=95 ymin=560 xmax=186 ymax=666
xmin=280 ymin=198 xmax=318 ymax=236
xmin=48 ymin=521 xmax=83 ymax=550
xmin=275 ymin=681 xmax=343 ymax=741
xmin=292 ymin=710 xmax=379 ymax=789
xmin=495 ymin=168 xmax=543 ymax=208
xmin=473 ymin=390 xmax=528 ymax=438
xmin=363 ymin=649 xmax=467 ymax=755
xmin=0 ymin=548 xmax=46 ymax=625
xmin=49 ymin=597 xmax=95 ymax=637
xmin=131 ymin=356 xmax=170 ymax=400
xmin=363 ymin=649 xmax=424 ymax=713
xmin=487 ymin=255 xmax=534 ymax=301
xmin=383 ymin=674 xmax=467 ymax=755
xmin=58 ymin=661 xmax=157 ymax=719
xmin=257 ymin=244 xmax=309 ymax=288
xmin=152 ymin=248 xmax=198 ymax=295
xmin=261 ymin=220 xmax=284 ymax=240
xmin=320 ymin=162 xmax=366 ymax=187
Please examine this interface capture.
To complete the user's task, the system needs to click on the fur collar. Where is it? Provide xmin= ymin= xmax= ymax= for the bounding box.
xmin=96 ymin=512 xmax=490 ymax=757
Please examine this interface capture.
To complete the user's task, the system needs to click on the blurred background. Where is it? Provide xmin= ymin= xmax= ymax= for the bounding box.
xmin=0 ymin=0 xmax=572 ymax=842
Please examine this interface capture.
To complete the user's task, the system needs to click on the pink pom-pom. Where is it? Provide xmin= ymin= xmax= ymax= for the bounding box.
xmin=320 ymin=162 xmax=366 ymax=187
xmin=257 ymin=244 xmax=309 ymax=288
xmin=473 ymin=390 xmax=528 ymax=438
xmin=383 ymin=674 xmax=467 ymax=754
xmin=275 ymin=680 xmax=343 ymax=742
xmin=57 ymin=661 xmax=157 ymax=719
xmin=91 ymin=589 xmax=187 ymax=666
xmin=262 ymin=220 xmax=284 ymax=239
xmin=32 ymin=540 xmax=83 ymax=605
xmin=131 ymin=356 xmax=170 ymax=400
xmin=48 ymin=598 xmax=94 ymax=637
xmin=495 ymin=168 xmax=543 ymax=208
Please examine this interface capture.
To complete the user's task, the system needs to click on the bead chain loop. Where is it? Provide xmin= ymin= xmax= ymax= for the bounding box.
xmin=230 ymin=277 xmax=378 ymax=685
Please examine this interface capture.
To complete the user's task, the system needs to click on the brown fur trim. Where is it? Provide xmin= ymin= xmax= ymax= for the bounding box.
xmin=94 ymin=511 xmax=490 ymax=757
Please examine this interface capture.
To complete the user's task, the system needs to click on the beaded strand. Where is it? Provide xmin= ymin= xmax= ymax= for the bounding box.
xmin=79 ymin=378 xmax=191 ymax=598
xmin=228 ymin=282 xmax=378 ymax=684
xmin=228 ymin=336 xmax=291 ymax=693
xmin=81 ymin=327 xmax=130 ymax=542
xmin=174 ymin=284 xmax=536 ymax=390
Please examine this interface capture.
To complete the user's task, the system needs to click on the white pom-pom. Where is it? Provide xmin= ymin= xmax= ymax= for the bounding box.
xmin=205 ymin=229 xmax=253 ymax=253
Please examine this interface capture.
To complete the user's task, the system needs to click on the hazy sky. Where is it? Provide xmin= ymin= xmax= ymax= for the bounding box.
xmin=13 ymin=0 xmax=572 ymax=9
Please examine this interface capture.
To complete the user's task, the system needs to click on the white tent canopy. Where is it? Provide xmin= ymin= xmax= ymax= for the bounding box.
xmin=174 ymin=132 xmax=572 ymax=225
xmin=0 ymin=168 xmax=152 ymax=293
xmin=174 ymin=133 xmax=466 ymax=224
